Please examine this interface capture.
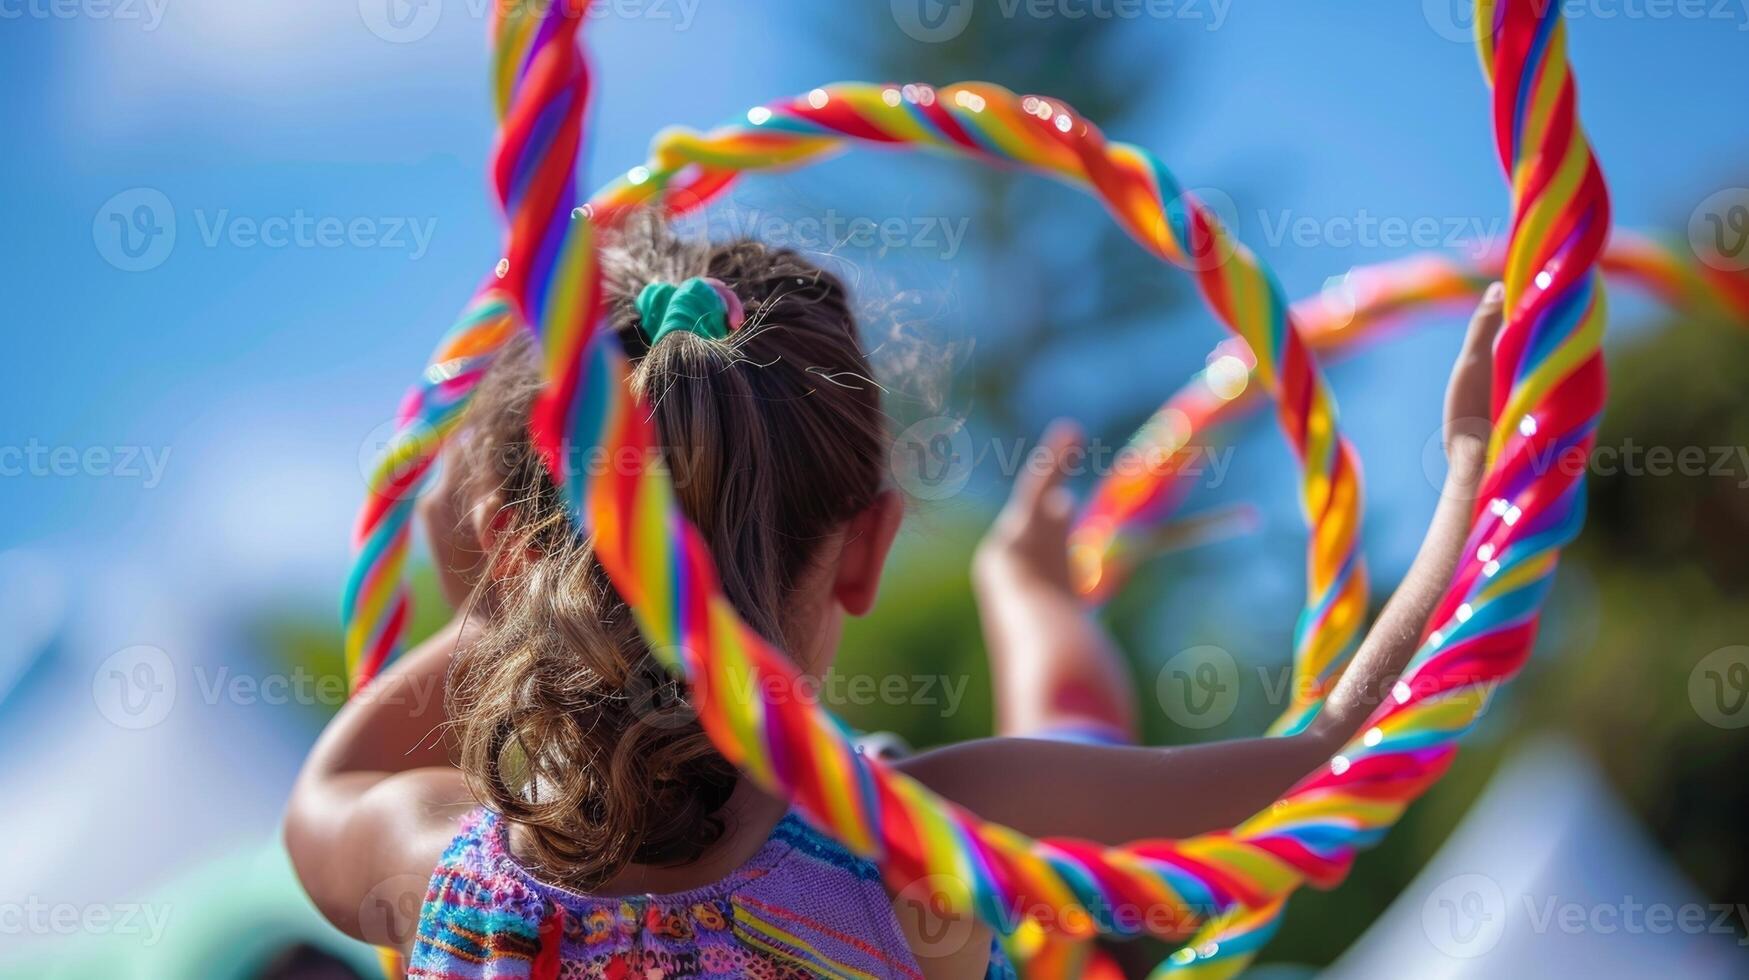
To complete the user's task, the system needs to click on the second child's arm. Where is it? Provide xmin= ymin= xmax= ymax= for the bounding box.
xmin=972 ymin=420 xmax=1138 ymax=741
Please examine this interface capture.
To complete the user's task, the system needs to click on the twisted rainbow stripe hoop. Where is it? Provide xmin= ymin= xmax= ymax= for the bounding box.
xmin=344 ymin=291 xmax=515 ymax=686
xmin=1139 ymin=3 xmax=1615 ymax=970
xmin=1073 ymin=229 xmax=1749 ymax=604
xmin=341 ymin=232 xmax=1737 ymax=695
xmin=343 ymin=1 xmax=1617 ymax=976
xmin=599 ymin=80 xmax=1372 ymax=740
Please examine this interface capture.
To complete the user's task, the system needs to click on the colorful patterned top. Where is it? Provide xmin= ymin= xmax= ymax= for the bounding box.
xmin=408 ymin=808 xmax=1015 ymax=979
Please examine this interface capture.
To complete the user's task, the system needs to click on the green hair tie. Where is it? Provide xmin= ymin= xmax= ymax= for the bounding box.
xmin=635 ymin=277 xmax=745 ymax=345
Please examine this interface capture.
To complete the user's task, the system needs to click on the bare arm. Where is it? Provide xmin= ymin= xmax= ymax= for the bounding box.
xmin=284 ymin=439 xmax=503 ymax=947
xmin=283 ymin=615 xmax=477 ymax=948
xmin=972 ymin=421 xmax=1138 ymax=739
xmin=902 ymin=286 xmax=1505 ymax=844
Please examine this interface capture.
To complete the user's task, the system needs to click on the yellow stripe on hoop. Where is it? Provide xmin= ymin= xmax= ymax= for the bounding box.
xmin=708 ymin=602 xmax=775 ymax=786
xmin=1491 ymin=283 xmax=1605 ymax=461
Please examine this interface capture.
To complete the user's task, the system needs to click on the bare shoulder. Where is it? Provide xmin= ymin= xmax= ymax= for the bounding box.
xmin=286 ymin=766 xmax=472 ymax=951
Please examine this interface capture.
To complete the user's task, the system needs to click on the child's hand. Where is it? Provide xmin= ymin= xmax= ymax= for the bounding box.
xmin=1443 ymin=282 xmax=1507 ymax=472
xmin=974 ymin=420 xmax=1084 ymax=595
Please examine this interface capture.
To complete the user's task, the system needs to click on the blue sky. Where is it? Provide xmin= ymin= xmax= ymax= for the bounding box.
xmin=3 ymin=4 xmax=1746 ymax=569
xmin=0 ymin=0 xmax=1745 ymax=935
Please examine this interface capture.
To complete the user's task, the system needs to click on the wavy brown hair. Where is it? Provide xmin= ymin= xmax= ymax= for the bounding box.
xmin=446 ymin=216 xmax=889 ymax=890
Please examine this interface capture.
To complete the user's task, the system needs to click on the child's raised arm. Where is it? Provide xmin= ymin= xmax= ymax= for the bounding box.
xmin=285 ymin=438 xmax=498 ymax=947
xmin=284 ymin=615 xmax=476 ymax=949
xmin=900 ymin=284 xmax=1505 ymax=844
xmin=971 ymin=420 xmax=1139 ymax=742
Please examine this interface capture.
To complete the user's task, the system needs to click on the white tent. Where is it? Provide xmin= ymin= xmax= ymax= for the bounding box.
xmin=1323 ymin=738 xmax=1747 ymax=978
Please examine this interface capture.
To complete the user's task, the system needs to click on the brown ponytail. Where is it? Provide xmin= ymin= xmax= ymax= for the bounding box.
xmin=447 ymin=215 xmax=889 ymax=890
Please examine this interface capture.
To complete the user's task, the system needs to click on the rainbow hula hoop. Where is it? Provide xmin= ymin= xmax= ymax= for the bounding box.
xmin=1074 ymin=228 xmax=1748 ymax=605
xmin=345 ymin=2 xmax=1615 ymax=976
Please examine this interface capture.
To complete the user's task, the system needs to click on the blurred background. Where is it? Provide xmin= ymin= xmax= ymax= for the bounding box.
xmin=2 ymin=2 xmax=1747 ymax=977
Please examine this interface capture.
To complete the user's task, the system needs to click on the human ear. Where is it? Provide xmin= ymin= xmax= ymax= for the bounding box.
xmin=470 ymin=491 xmax=505 ymax=555
xmin=832 ymin=489 xmax=904 ymax=617
xmin=474 ymin=496 xmax=536 ymax=584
